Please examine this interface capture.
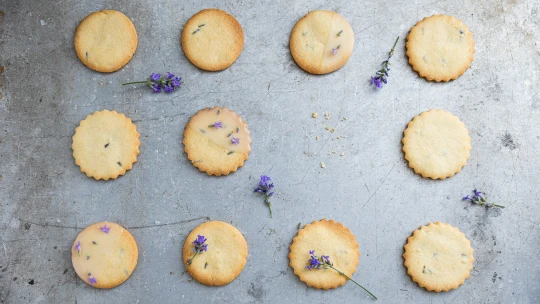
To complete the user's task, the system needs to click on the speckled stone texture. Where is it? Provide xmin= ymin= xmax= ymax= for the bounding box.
xmin=0 ymin=0 xmax=539 ymax=303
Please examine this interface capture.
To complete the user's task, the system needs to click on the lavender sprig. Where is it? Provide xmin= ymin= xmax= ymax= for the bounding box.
xmin=254 ymin=175 xmax=274 ymax=218
xmin=182 ymin=235 xmax=208 ymax=275
xmin=370 ymin=36 xmax=399 ymax=89
xmin=122 ymin=72 xmax=182 ymax=93
xmin=463 ymin=189 xmax=504 ymax=208
xmin=306 ymin=250 xmax=377 ymax=300
xmin=74 ymin=241 xmax=81 ymax=256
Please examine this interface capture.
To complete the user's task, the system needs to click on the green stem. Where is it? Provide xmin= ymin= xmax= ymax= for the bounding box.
xmin=181 ymin=252 xmax=198 ymax=275
xmin=265 ymin=197 xmax=273 ymax=218
xmin=122 ymin=81 xmax=147 ymax=86
xmin=391 ymin=36 xmax=400 ymax=51
xmin=493 ymin=204 xmax=505 ymax=208
xmin=330 ymin=266 xmax=377 ymax=300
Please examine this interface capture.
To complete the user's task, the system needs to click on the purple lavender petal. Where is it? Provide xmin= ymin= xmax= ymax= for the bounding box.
xmin=100 ymin=224 xmax=110 ymax=234
xmin=150 ymin=73 xmax=161 ymax=81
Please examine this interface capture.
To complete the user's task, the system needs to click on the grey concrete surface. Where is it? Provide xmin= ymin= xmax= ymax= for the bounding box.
xmin=0 ymin=0 xmax=539 ymax=303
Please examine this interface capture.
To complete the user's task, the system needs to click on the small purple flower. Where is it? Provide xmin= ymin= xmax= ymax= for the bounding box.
xmin=231 ymin=137 xmax=240 ymax=145
xmin=166 ymin=72 xmax=175 ymax=80
xmin=163 ymin=85 xmax=174 ymax=93
xmin=192 ymin=235 xmax=208 ymax=254
xmin=370 ymin=36 xmax=399 ymax=89
xmin=150 ymin=73 xmax=161 ymax=81
xmin=100 ymin=224 xmax=110 ymax=234
xmin=462 ymin=195 xmax=472 ymax=201
xmin=88 ymin=273 xmax=97 ymax=285
xmin=255 ymin=175 xmax=275 ymax=218
xmin=209 ymin=122 xmax=223 ymax=129
xmin=152 ymin=83 xmax=161 ymax=93
xmin=474 ymin=189 xmax=482 ymax=197
xmin=171 ymin=77 xmax=182 ymax=87
xmin=332 ymin=45 xmax=341 ymax=55
xmin=74 ymin=241 xmax=81 ymax=256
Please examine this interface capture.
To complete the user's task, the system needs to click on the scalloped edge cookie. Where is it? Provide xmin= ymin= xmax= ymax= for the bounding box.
xmin=288 ymin=219 xmax=360 ymax=290
xmin=403 ymin=222 xmax=474 ymax=292
xmin=406 ymin=14 xmax=475 ymax=82
xmin=402 ymin=109 xmax=471 ymax=179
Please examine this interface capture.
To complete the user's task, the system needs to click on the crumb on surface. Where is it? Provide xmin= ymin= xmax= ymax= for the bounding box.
xmin=320 ymin=162 xmax=326 ymax=168
xmin=312 ymin=112 xmax=318 ymax=118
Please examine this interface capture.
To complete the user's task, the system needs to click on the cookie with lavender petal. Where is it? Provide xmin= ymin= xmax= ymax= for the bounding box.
xmin=74 ymin=10 xmax=138 ymax=73
xmin=72 ymin=110 xmax=140 ymax=180
xmin=181 ymin=9 xmax=244 ymax=71
xmin=288 ymin=219 xmax=360 ymax=289
xmin=402 ymin=109 xmax=471 ymax=179
xmin=183 ymin=106 xmax=251 ymax=176
xmin=290 ymin=10 xmax=354 ymax=74
xmin=403 ymin=222 xmax=474 ymax=292
xmin=182 ymin=221 xmax=248 ymax=286
xmin=406 ymin=15 xmax=475 ymax=81
xmin=71 ymin=222 xmax=138 ymax=289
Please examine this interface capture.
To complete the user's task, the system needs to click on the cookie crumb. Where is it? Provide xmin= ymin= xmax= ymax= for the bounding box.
xmin=325 ymin=126 xmax=330 ymax=130
xmin=320 ymin=162 xmax=326 ymax=168
xmin=312 ymin=112 xmax=318 ymax=118
xmin=340 ymin=153 xmax=345 ymax=156
xmin=330 ymin=128 xmax=336 ymax=133
xmin=324 ymin=112 xmax=330 ymax=120
xmin=315 ymin=136 xmax=319 ymax=140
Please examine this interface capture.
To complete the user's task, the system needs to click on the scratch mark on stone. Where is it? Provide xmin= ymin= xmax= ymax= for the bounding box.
xmin=360 ymin=164 xmax=395 ymax=209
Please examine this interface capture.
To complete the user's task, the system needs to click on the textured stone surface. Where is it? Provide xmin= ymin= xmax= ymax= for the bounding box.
xmin=0 ymin=0 xmax=539 ymax=303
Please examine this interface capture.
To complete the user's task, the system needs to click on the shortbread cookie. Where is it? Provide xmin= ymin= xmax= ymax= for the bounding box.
xmin=402 ymin=109 xmax=471 ymax=179
xmin=183 ymin=106 xmax=251 ymax=176
xmin=289 ymin=219 xmax=360 ymax=290
xmin=74 ymin=10 xmax=138 ymax=73
xmin=403 ymin=222 xmax=474 ymax=292
xmin=72 ymin=110 xmax=140 ymax=180
xmin=406 ymin=15 xmax=475 ymax=81
xmin=290 ymin=10 xmax=354 ymax=74
xmin=72 ymin=222 xmax=138 ymax=289
xmin=182 ymin=221 xmax=248 ymax=286
xmin=181 ymin=9 xmax=244 ymax=71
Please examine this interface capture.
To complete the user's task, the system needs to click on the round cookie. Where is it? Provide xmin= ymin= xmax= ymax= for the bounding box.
xmin=183 ymin=106 xmax=251 ymax=176
xmin=406 ymin=15 xmax=475 ymax=82
xmin=71 ymin=222 xmax=138 ymax=289
xmin=72 ymin=110 xmax=140 ymax=180
xmin=289 ymin=219 xmax=360 ymax=290
xmin=290 ymin=10 xmax=354 ymax=75
xmin=403 ymin=222 xmax=474 ymax=292
xmin=181 ymin=9 xmax=244 ymax=71
xmin=182 ymin=221 xmax=248 ymax=286
xmin=402 ymin=109 xmax=471 ymax=180
xmin=74 ymin=10 xmax=138 ymax=73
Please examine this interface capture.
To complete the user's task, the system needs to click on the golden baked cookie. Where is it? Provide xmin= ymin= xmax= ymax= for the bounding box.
xmin=406 ymin=15 xmax=475 ymax=81
xmin=181 ymin=9 xmax=244 ymax=71
xmin=71 ymin=222 xmax=138 ymax=289
xmin=183 ymin=106 xmax=251 ymax=176
xmin=72 ymin=110 xmax=140 ymax=180
xmin=403 ymin=222 xmax=474 ymax=292
xmin=289 ymin=219 xmax=360 ymax=289
xmin=74 ymin=10 xmax=138 ymax=73
xmin=182 ymin=221 xmax=248 ymax=286
xmin=402 ymin=109 xmax=471 ymax=179
xmin=290 ymin=10 xmax=354 ymax=75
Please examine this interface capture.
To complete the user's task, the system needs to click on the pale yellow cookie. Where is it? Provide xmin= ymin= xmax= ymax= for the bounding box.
xmin=183 ymin=106 xmax=251 ymax=176
xmin=406 ymin=15 xmax=475 ymax=81
xmin=402 ymin=109 xmax=471 ymax=179
xmin=72 ymin=110 xmax=140 ymax=180
xmin=288 ymin=219 xmax=360 ymax=290
xmin=290 ymin=10 xmax=354 ymax=75
xmin=71 ymin=222 xmax=138 ymax=289
xmin=181 ymin=9 xmax=244 ymax=71
xmin=403 ymin=222 xmax=474 ymax=292
xmin=182 ymin=221 xmax=248 ymax=286
xmin=74 ymin=10 xmax=138 ymax=73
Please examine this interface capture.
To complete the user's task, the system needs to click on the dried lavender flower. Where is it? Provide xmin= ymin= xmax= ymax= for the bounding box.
xmin=88 ymin=272 xmax=97 ymax=285
xmin=305 ymin=250 xmax=377 ymax=299
xmin=122 ymin=72 xmax=182 ymax=93
xmin=100 ymin=224 xmax=110 ymax=234
xmin=332 ymin=45 xmax=341 ymax=55
xmin=370 ymin=36 xmax=399 ymax=89
xmin=231 ymin=137 xmax=240 ymax=145
xmin=254 ymin=175 xmax=275 ymax=218
xmin=74 ymin=241 xmax=81 ymax=256
xmin=208 ymin=122 xmax=223 ymax=129
xmin=183 ymin=235 xmax=208 ymax=274
xmin=463 ymin=189 xmax=504 ymax=208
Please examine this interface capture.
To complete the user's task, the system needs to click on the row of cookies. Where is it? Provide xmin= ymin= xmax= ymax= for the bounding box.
xmin=72 ymin=219 xmax=473 ymax=294
xmin=75 ymin=9 xmax=474 ymax=81
xmin=72 ymin=107 xmax=471 ymax=180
